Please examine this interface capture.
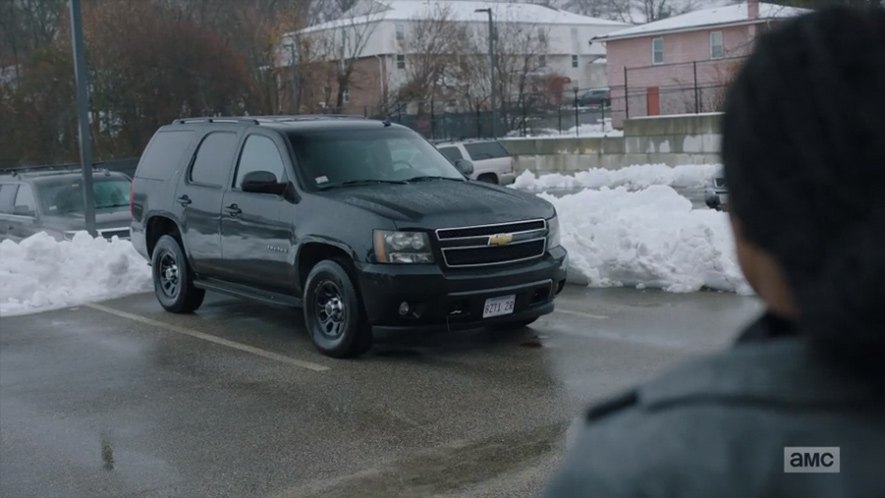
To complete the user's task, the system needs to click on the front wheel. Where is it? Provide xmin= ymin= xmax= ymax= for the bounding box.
xmin=151 ymin=235 xmax=205 ymax=313
xmin=303 ymin=260 xmax=372 ymax=358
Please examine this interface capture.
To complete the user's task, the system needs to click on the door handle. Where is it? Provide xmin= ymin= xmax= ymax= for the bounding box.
xmin=177 ymin=195 xmax=192 ymax=207
xmin=225 ymin=203 xmax=242 ymax=216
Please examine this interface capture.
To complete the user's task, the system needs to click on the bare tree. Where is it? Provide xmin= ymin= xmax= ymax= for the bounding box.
xmin=302 ymin=1 xmax=384 ymax=112
xmin=393 ymin=4 xmax=469 ymax=113
xmin=451 ymin=18 xmax=552 ymax=133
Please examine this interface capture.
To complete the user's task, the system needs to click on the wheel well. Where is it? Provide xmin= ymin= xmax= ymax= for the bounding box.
xmin=146 ymin=216 xmax=182 ymax=257
xmin=298 ymin=243 xmax=355 ymax=289
xmin=477 ymin=173 xmax=499 ymax=184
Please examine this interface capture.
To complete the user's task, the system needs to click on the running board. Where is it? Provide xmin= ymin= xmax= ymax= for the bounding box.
xmin=194 ymin=278 xmax=302 ymax=308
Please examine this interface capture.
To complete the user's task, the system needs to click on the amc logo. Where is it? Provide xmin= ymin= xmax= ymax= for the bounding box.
xmin=784 ymin=447 xmax=840 ymax=473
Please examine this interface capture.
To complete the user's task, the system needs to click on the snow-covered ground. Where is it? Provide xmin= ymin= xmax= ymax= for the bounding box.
xmin=513 ymin=163 xmax=719 ymax=192
xmin=506 ymin=121 xmax=623 ymax=139
xmin=548 ymin=185 xmax=749 ymax=294
xmin=0 ymin=232 xmax=151 ymax=316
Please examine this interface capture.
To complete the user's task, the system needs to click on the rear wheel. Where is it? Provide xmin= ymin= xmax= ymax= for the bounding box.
xmin=151 ymin=235 xmax=205 ymax=313
xmin=303 ymin=260 xmax=372 ymax=358
xmin=489 ymin=317 xmax=539 ymax=330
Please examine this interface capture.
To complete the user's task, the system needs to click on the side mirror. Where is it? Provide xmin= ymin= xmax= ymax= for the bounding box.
xmin=453 ymin=158 xmax=474 ymax=177
xmin=242 ymin=171 xmax=289 ymax=196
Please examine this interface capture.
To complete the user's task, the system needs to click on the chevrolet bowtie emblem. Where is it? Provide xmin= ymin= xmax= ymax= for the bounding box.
xmin=488 ymin=233 xmax=513 ymax=247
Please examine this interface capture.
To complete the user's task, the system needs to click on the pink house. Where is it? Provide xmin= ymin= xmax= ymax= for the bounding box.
xmin=594 ymin=1 xmax=808 ymax=127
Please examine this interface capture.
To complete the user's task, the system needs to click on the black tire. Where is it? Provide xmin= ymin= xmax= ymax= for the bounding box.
xmin=490 ymin=317 xmax=539 ymax=330
xmin=477 ymin=173 xmax=499 ymax=184
xmin=151 ymin=235 xmax=205 ymax=313
xmin=303 ymin=260 xmax=372 ymax=358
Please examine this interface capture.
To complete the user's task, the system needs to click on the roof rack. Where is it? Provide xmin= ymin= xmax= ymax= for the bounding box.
xmin=174 ymin=117 xmax=261 ymax=125
xmin=172 ymin=115 xmax=368 ymax=126
xmin=0 ymin=164 xmax=112 ymax=177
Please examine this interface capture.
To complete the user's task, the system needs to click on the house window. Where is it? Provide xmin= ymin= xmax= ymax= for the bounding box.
xmin=396 ymin=54 xmax=405 ymax=70
xmin=538 ymin=27 xmax=546 ymax=44
xmin=652 ymin=37 xmax=664 ymax=64
xmin=396 ymin=23 xmax=405 ymax=42
xmin=343 ymin=88 xmax=351 ymax=104
xmin=539 ymin=54 xmax=547 ymax=67
xmin=710 ymin=31 xmax=724 ymax=59
xmin=571 ymin=55 xmax=579 ymax=68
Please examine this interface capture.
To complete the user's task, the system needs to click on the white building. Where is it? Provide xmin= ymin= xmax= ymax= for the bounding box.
xmin=285 ymin=0 xmax=626 ymax=114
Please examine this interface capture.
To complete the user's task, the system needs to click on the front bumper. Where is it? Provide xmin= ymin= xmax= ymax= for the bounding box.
xmin=358 ymin=246 xmax=568 ymax=331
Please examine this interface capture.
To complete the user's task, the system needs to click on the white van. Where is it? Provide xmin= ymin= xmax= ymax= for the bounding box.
xmin=436 ymin=140 xmax=516 ymax=185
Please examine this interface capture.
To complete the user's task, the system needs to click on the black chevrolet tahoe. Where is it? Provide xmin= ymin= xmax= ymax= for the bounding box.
xmin=130 ymin=116 xmax=568 ymax=358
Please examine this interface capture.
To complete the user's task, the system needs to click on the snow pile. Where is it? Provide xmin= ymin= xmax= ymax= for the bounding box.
xmin=547 ymin=185 xmax=750 ymax=293
xmin=513 ymin=163 xmax=719 ymax=191
xmin=0 ymin=232 xmax=151 ymax=316
xmin=507 ymin=120 xmax=623 ymax=139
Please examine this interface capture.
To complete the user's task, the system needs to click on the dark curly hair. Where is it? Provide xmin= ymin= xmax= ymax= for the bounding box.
xmin=722 ymin=7 xmax=885 ymax=385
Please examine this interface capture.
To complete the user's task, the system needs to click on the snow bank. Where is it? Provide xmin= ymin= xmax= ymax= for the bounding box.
xmin=547 ymin=185 xmax=750 ymax=294
xmin=505 ymin=120 xmax=624 ymax=139
xmin=0 ymin=232 xmax=151 ymax=316
xmin=513 ymin=163 xmax=719 ymax=191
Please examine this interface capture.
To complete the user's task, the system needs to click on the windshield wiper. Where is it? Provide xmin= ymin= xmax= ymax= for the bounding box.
xmin=318 ymin=179 xmax=408 ymax=190
xmin=403 ymin=176 xmax=463 ymax=183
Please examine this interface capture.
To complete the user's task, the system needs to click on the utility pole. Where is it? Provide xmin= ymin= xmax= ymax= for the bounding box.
xmin=475 ymin=8 xmax=496 ymax=138
xmin=286 ymin=41 xmax=300 ymax=114
xmin=69 ymin=0 xmax=96 ymax=236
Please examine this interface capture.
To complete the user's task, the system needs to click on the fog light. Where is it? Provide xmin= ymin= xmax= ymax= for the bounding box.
xmin=398 ymin=301 xmax=411 ymax=316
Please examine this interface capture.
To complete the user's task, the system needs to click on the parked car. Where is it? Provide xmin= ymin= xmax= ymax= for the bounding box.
xmin=705 ymin=174 xmax=728 ymax=211
xmin=576 ymin=88 xmax=611 ymax=108
xmin=435 ymin=140 xmax=516 ymax=185
xmin=130 ymin=116 xmax=568 ymax=358
xmin=0 ymin=168 xmax=132 ymax=242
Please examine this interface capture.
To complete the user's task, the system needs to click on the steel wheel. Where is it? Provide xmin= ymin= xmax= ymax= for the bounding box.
xmin=314 ymin=281 xmax=346 ymax=339
xmin=157 ymin=250 xmax=181 ymax=300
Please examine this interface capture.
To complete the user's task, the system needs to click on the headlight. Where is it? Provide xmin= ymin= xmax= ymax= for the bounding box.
xmin=547 ymin=216 xmax=561 ymax=249
xmin=373 ymin=230 xmax=434 ymax=264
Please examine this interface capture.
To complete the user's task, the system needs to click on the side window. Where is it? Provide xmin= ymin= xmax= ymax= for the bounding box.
xmin=136 ymin=130 xmax=196 ymax=180
xmin=235 ymin=135 xmax=286 ymax=189
xmin=189 ymin=132 xmax=239 ymax=187
xmin=14 ymin=184 xmax=36 ymax=216
xmin=0 ymin=184 xmax=18 ymax=214
xmin=437 ymin=146 xmax=463 ymax=163
xmin=464 ymin=141 xmax=509 ymax=160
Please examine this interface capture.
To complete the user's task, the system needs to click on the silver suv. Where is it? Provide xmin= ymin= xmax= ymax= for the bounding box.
xmin=435 ymin=140 xmax=516 ymax=185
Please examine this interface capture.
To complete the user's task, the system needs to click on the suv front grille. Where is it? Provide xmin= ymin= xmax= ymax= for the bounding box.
xmin=436 ymin=219 xmax=547 ymax=268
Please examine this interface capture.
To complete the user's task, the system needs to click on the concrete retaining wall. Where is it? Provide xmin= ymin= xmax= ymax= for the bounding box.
xmin=501 ymin=113 xmax=723 ymax=174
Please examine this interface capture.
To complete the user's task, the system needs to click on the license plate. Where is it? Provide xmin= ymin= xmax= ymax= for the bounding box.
xmin=483 ymin=295 xmax=516 ymax=318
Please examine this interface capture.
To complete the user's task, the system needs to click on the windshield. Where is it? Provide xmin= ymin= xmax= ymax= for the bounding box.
xmin=287 ymin=128 xmax=464 ymax=190
xmin=34 ymin=177 xmax=131 ymax=215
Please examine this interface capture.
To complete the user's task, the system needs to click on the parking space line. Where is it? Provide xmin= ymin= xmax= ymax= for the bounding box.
xmin=554 ymin=308 xmax=609 ymax=320
xmin=86 ymin=303 xmax=330 ymax=372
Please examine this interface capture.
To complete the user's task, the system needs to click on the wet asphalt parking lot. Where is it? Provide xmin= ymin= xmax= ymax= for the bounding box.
xmin=0 ymin=286 xmax=761 ymax=498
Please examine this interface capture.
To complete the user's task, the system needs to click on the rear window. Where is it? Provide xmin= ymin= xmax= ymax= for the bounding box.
xmin=464 ymin=142 xmax=509 ymax=161
xmin=136 ymin=130 xmax=196 ymax=180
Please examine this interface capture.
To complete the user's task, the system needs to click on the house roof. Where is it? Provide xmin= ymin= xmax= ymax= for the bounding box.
xmin=299 ymin=0 xmax=627 ymax=34
xmin=594 ymin=2 xmax=809 ymax=41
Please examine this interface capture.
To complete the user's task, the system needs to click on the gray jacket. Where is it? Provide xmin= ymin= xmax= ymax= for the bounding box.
xmin=544 ymin=314 xmax=885 ymax=498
